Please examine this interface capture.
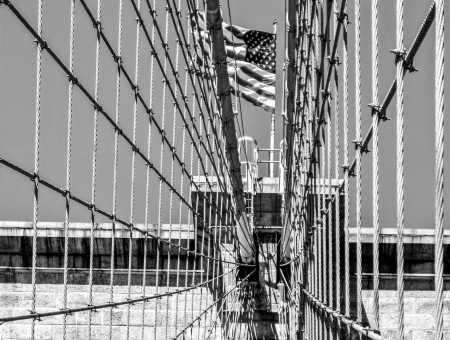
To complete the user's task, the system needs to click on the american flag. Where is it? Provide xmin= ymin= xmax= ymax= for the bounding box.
xmin=191 ymin=13 xmax=276 ymax=112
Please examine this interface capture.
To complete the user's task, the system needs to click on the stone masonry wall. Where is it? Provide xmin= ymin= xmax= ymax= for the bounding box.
xmin=361 ymin=287 xmax=450 ymax=339
xmin=0 ymin=284 xmax=222 ymax=340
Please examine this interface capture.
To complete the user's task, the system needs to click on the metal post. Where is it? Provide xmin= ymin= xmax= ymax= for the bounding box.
xmin=269 ymin=20 xmax=277 ymax=178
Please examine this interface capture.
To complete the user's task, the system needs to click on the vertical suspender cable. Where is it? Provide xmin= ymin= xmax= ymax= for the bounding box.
xmin=126 ymin=0 xmax=142 ymax=337
xmin=333 ymin=0 xmax=341 ymax=324
xmin=88 ymin=1 xmax=102 ymax=338
xmin=109 ymin=1 xmax=123 ymax=338
xmin=155 ymin=4 xmax=170 ymax=337
xmin=371 ymin=0 xmax=380 ymax=330
xmin=325 ymin=2 xmax=333 ymax=336
xmin=434 ymin=0 xmax=445 ymax=339
xmin=395 ymin=0 xmax=406 ymax=338
xmin=63 ymin=0 xmax=76 ymax=337
xmin=31 ymin=1 xmax=44 ymax=339
xmin=354 ymin=0 xmax=363 ymax=323
xmin=165 ymin=1 xmax=183 ymax=336
xmin=175 ymin=5 xmax=190 ymax=336
xmin=141 ymin=1 xmax=156 ymax=338
xmin=342 ymin=0 xmax=350 ymax=319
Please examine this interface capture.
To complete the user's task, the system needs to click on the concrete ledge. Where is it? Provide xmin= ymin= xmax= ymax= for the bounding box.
xmin=349 ymin=227 xmax=450 ymax=243
xmin=0 ymin=221 xmax=196 ymax=239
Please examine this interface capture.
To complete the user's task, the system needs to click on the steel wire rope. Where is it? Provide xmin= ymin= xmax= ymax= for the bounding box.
xmin=2 ymin=0 xmax=252 ymax=264
xmin=87 ymin=0 xmax=102 ymax=338
xmin=395 ymin=0 xmax=406 ymax=337
xmin=62 ymin=0 xmax=76 ymax=337
xmin=354 ymin=0 xmax=363 ymax=323
xmin=371 ymin=0 xmax=381 ymax=330
xmin=173 ymin=4 xmax=194 ymax=336
xmin=126 ymin=0 xmax=142 ymax=337
xmin=332 ymin=0 xmax=341 ymax=329
xmin=434 ymin=1 xmax=445 ymax=339
xmin=28 ymin=0 xmax=44 ymax=337
xmin=107 ymin=0 xmax=124 ymax=338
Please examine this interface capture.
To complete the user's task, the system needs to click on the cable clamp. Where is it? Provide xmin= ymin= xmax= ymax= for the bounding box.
xmin=94 ymin=20 xmax=102 ymax=33
xmin=34 ymin=38 xmax=48 ymax=50
xmin=86 ymin=304 xmax=99 ymax=312
xmin=28 ymin=310 xmax=41 ymax=321
xmin=368 ymin=103 xmax=380 ymax=116
xmin=132 ymin=144 xmax=140 ymax=154
xmin=135 ymin=17 xmax=143 ymax=27
xmin=390 ymin=48 xmax=406 ymax=63
xmin=94 ymin=102 xmax=103 ymax=113
xmin=114 ymin=55 xmax=122 ymax=66
xmin=32 ymin=172 xmax=40 ymax=185
xmin=133 ymin=85 xmax=140 ymax=97
xmin=352 ymin=139 xmax=368 ymax=153
xmin=341 ymin=163 xmax=350 ymax=173
xmin=67 ymin=74 xmax=78 ymax=85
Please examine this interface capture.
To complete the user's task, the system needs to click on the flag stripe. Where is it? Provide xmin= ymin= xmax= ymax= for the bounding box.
xmin=230 ymin=77 xmax=275 ymax=111
xmin=235 ymin=60 xmax=275 ymax=85
xmin=228 ymin=65 xmax=275 ymax=98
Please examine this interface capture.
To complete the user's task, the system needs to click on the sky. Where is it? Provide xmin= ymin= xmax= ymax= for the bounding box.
xmin=0 ymin=0 xmax=449 ymax=230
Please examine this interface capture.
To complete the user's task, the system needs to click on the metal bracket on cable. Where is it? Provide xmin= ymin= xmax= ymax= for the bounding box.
xmin=353 ymin=139 xmax=369 ymax=154
xmin=368 ymin=103 xmax=389 ymax=122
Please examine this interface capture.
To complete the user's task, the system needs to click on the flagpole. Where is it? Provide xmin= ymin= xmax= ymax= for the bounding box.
xmin=269 ymin=19 xmax=277 ymax=178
